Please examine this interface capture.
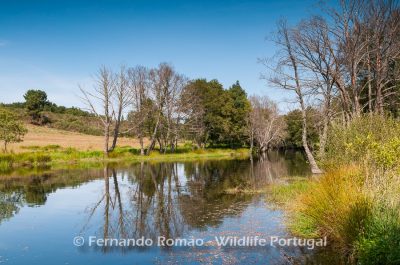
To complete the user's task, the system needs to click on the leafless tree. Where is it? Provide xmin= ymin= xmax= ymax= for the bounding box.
xmin=325 ymin=0 xmax=400 ymax=116
xmin=109 ymin=65 xmax=132 ymax=151
xmin=364 ymin=0 xmax=400 ymax=113
xmin=163 ymin=72 xmax=187 ymax=153
xmin=266 ymin=19 xmax=323 ymax=174
xmin=179 ymin=81 xmax=206 ymax=148
xmin=291 ymin=17 xmax=337 ymax=158
xmin=80 ymin=66 xmax=115 ymax=156
xmin=146 ymin=63 xmax=186 ymax=154
xmin=128 ymin=66 xmax=151 ymax=155
xmin=248 ymin=95 xmax=286 ymax=153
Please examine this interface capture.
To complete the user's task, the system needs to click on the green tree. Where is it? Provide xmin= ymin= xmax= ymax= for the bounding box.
xmin=226 ymin=81 xmax=251 ymax=147
xmin=23 ymin=89 xmax=48 ymax=123
xmin=184 ymin=79 xmax=250 ymax=147
xmin=0 ymin=108 xmax=28 ymax=152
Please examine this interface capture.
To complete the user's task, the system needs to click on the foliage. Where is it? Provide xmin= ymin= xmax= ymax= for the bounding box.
xmin=324 ymin=114 xmax=400 ymax=170
xmin=44 ymin=103 xmax=92 ymax=116
xmin=185 ymin=79 xmax=251 ymax=147
xmin=226 ymin=81 xmax=251 ymax=146
xmin=0 ymin=108 xmax=28 ymax=151
xmin=50 ymin=113 xmax=103 ymax=135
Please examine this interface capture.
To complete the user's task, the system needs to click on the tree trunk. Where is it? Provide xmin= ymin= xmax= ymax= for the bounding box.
xmin=139 ymin=133 xmax=144 ymax=156
xmin=319 ymin=114 xmax=329 ymax=159
xmin=249 ymin=131 xmax=254 ymax=154
xmin=367 ymin=46 xmax=373 ymax=114
xmin=146 ymin=115 xmax=160 ymax=155
xmin=110 ymin=120 xmax=120 ymax=152
xmin=157 ymin=137 xmax=163 ymax=152
xmin=104 ymin=123 xmax=110 ymax=157
xmin=110 ymin=106 xmax=123 ymax=152
xmin=374 ymin=38 xmax=384 ymax=115
xmin=300 ymin=106 xmax=323 ymax=174
xmin=376 ymin=83 xmax=384 ymax=114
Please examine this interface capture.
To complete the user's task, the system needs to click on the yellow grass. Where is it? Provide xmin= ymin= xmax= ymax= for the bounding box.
xmin=9 ymin=124 xmax=148 ymax=153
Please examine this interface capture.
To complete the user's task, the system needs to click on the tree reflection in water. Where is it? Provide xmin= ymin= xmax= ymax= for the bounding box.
xmin=75 ymin=151 xmax=310 ymax=251
xmin=0 ymin=151 xmax=310 ymax=247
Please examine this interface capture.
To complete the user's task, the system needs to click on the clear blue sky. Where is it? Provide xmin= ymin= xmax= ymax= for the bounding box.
xmin=0 ymin=0 xmax=319 ymax=110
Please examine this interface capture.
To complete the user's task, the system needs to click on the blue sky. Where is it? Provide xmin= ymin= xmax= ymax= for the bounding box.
xmin=0 ymin=0 xmax=319 ymax=110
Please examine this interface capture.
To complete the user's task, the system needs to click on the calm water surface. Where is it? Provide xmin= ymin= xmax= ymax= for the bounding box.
xmin=0 ymin=151 xmax=335 ymax=264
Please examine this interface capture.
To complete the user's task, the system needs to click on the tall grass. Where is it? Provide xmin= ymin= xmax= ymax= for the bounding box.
xmin=288 ymin=167 xmax=373 ymax=254
xmin=0 ymin=152 xmax=52 ymax=173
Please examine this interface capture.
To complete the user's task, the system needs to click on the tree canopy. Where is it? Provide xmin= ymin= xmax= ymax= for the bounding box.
xmin=0 ymin=108 xmax=28 ymax=152
xmin=184 ymin=79 xmax=251 ymax=147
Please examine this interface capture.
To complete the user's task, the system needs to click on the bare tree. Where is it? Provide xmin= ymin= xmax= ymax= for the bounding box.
xmin=109 ymin=65 xmax=132 ymax=151
xmin=179 ymin=82 xmax=206 ymax=149
xmin=146 ymin=63 xmax=186 ymax=154
xmin=248 ymin=96 xmax=286 ymax=153
xmin=128 ymin=66 xmax=150 ymax=155
xmin=325 ymin=0 xmax=400 ymax=116
xmin=267 ymin=20 xmax=323 ymax=174
xmin=365 ymin=0 xmax=400 ymax=113
xmin=163 ymin=72 xmax=187 ymax=153
xmin=291 ymin=17 xmax=336 ymax=158
xmin=80 ymin=66 xmax=115 ymax=156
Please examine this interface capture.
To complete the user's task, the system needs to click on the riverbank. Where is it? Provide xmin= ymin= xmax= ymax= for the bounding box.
xmin=267 ymin=115 xmax=400 ymax=265
xmin=0 ymin=146 xmax=250 ymax=174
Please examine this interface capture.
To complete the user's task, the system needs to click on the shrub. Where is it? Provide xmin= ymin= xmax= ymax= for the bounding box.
xmin=356 ymin=207 xmax=400 ymax=265
xmin=324 ymin=115 xmax=400 ymax=170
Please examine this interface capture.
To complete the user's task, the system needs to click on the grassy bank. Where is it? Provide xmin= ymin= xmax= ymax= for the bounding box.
xmin=0 ymin=145 xmax=250 ymax=174
xmin=269 ymin=115 xmax=400 ymax=264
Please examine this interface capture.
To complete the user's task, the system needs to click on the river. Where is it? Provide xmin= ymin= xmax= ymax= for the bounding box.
xmin=0 ymin=151 xmax=338 ymax=264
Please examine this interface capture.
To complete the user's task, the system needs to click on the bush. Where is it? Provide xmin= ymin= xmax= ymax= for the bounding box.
xmin=324 ymin=115 xmax=400 ymax=170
